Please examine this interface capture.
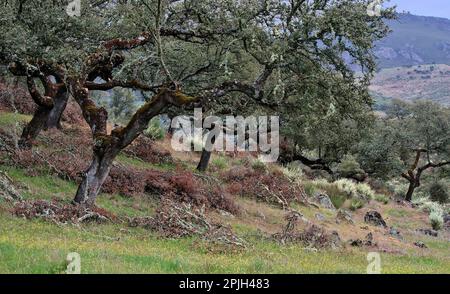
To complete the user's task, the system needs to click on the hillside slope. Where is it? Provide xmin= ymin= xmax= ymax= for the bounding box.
xmin=0 ymin=108 xmax=449 ymax=274
xmin=370 ymin=64 xmax=450 ymax=106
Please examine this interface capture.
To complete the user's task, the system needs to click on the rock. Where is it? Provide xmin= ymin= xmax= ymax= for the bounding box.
xmin=336 ymin=209 xmax=354 ymax=225
xmin=349 ymin=239 xmax=364 ymax=247
xmin=364 ymin=232 xmax=377 ymax=247
xmin=417 ymin=228 xmax=438 ymax=237
xmin=364 ymin=210 xmax=387 ymax=228
xmin=389 ymin=227 xmax=403 ymax=240
xmin=444 ymin=213 xmax=450 ymax=223
xmin=444 ymin=214 xmax=450 ymax=230
xmin=349 ymin=233 xmax=376 ymax=247
xmin=414 ymin=241 xmax=428 ymax=249
xmin=313 ymin=192 xmax=336 ymax=210
xmin=315 ymin=213 xmax=326 ymax=222
xmin=329 ymin=231 xmax=342 ymax=249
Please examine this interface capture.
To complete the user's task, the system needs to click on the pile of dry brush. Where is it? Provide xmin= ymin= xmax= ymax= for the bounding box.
xmin=273 ymin=211 xmax=342 ymax=249
xmin=129 ymin=199 xmax=247 ymax=248
xmin=12 ymin=199 xmax=115 ymax=225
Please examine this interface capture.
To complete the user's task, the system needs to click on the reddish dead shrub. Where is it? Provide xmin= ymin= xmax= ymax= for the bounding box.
xmin=222 ymin=166 xmax=305 ymax=208
xmin=124 ymin=136 xmax=173 ymax=165
xmin=0 ymin=82 xmax=35 ymax=114
xmin=102 ymin=165 xmax=239 ymax=214
xmin=7 ymin=127 xmax=92 ymax=179
xmin=103 ymin=165 xmax=147 ymax=196
xmin=61 ymin=99 xmax=86 ymax=126
xmin=2 ymin=119 xmax=237 ymax=214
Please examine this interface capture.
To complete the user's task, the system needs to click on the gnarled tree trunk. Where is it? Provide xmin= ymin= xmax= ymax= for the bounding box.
xmin=71 ymin=76 xmax=196 ymax=206
xmin=19 ymin=106 xmax=53 ymax=148
xmin=73 ymin=148 xmax=118 ymax=206
xmin=405 ymin=179 xmax=417 ymax=202
xmin=45 ymin=87 xmax=69 ymax=129
xmin=401 ymin=149 xmax=450 ymax=202
xmin=19 ymin=85 xmax=68 ymax=148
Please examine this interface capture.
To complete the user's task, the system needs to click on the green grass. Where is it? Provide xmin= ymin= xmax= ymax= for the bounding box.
xmin=0 ymin=213 xmax=449 ymax=274
xmin=0 ymin=112 xmax=31 ymax=128
xmin=1 ymin=165 xmax=157 ymax=218
xmin=1 ymin=137 xmax=450 ymax=273
xmin=211 ymin=156 xmax=228 ymax=170
xmin=375 ymin=194 xmax=390 ymax=205
xmin=386 ymin=208 xmax=412 ymax=218
xmin=1 ymin=165 xmax=78 ymax=200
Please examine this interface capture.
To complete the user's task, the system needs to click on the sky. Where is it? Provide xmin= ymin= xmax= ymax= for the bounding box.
xmin=388 ymin=0 xmax=450 ymax=19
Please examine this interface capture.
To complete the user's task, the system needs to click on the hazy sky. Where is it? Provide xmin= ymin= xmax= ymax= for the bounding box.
xmin=388 ymin=0 xmax=450 ymax=19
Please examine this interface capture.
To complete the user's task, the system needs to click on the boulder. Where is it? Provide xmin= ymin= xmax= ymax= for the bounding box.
xmin=414 ymin=241 xmax=428 ymax=249
xmin=349 ymin=233 xmax=376 ymax=247
xmin=364 ymin=232 xmax=377 ymax=247
xmin=364 ymin=210 xmax=387 ymax=228
xmin=329 ymin=231 xmax=343 ymax=249
xmin=389 ymin=227 xmax=403 ymax=240
xmin=336 ymin=209 xmax=354 ymax=224
xmin=315 ymin=213 xmax=326 ymax=222
xmin=417 ymin=228 xmax=438 ymax=237
xmin=444 ymin=214 xmax=450 ymax=230
xmin=313 ymin=192 xmax=336 ymax=210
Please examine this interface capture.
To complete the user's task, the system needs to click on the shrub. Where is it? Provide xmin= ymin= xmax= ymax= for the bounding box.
xmin=124 ymin=136 xmax=173 ymax=165
xmin=303 ymin=181 xmax=317 ymax=197
xmin=329 ymin=194 xmax=347 ymax=209
xmin=251 ymin=160 xmax=267 ymax=172
xmin=386 ymin=180 xmax=408 ymax=198
xmin=144 ymin=117 xmax=165 ymax=141
xmin=413 ymin=197 xmax=444 ymax=215
xmin=222 ymin=166 xmax=305 ymax=207
xmin=281 ymin=164 xmax=304 ymax=183
xmin=0 ymin=82 xmax=35 ymax=115
xmin=212 ymin=157 xmax=227 ymax=170
xmin=375 ymin=194 xmax=389 ymax=205
xmin=335 ymin=154 xmax=366 ymax=181
xmin=355 ymin=183 xmax=376 ymax=200
xmin=429 ymin=181 xmax=449 ymax=204
xmin=429 ymin=211 xmax=444 ymax=231
xmin=334 ymin=179 xmax=358 ymax=198
xmin=350 ymin=199 xmax=364 ymax=211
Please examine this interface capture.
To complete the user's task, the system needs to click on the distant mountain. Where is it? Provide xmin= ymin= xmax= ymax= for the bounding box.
xmin=375 ymin=13 xmax=450 ymax=68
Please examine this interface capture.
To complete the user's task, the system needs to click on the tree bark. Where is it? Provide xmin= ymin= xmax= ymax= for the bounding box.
xmin=73 ymin=148 xmax=117 ymax=206
xmin=18 ymin=76 xmax=60 ymax=149
xmin=405 ymin=180 xmax=416 ymax=202
xmin=19 ymin=106 xmax=52 ymax=148
xmin=71 ymin=78 xmax=197 ymax=205
xmin=45 ymin=87 xmax=69 ymax=129
xmin=196 ymin=125 xmax=217 ymax=172
xmin=197 ymin=149 xmax=212 ymax=172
